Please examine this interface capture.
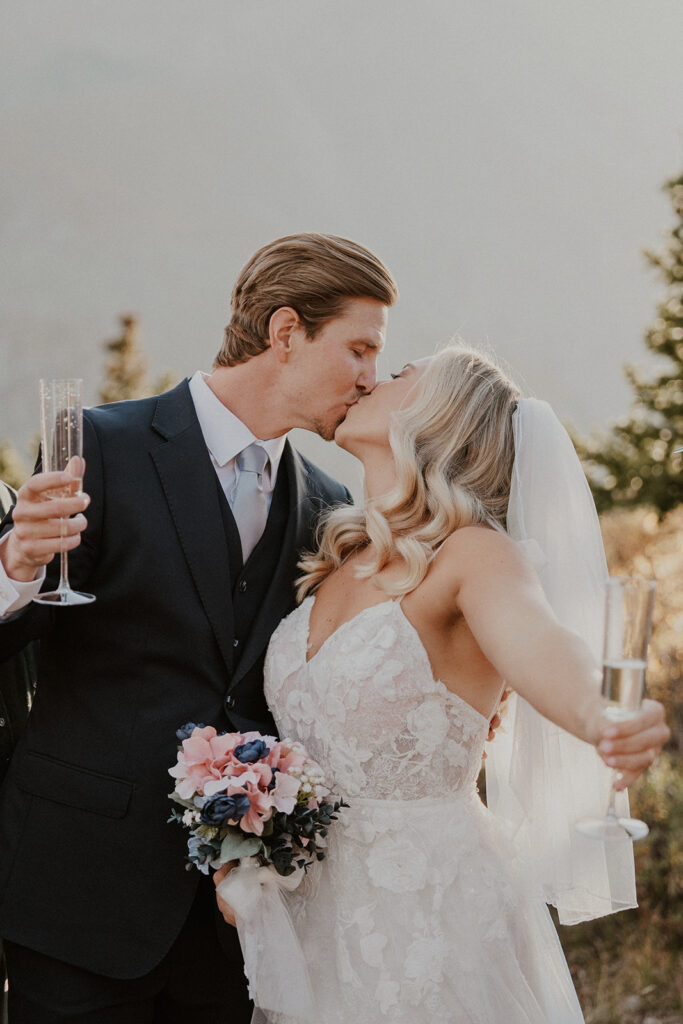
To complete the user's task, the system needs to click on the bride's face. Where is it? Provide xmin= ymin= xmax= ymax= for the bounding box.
xmin=335 ymin=357 xmax=431 ymax=453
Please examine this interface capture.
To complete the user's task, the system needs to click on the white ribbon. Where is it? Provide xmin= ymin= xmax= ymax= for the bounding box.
xmin=217 ymin=858 xmax=316 ymax=1018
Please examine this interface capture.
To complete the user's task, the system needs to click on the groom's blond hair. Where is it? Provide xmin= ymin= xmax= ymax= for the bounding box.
xmin=215 ymin=233 xmax=398 ymax=366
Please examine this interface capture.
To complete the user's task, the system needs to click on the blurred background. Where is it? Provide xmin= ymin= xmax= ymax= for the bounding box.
xmin=0 ymin=2 xmax=681 ymax=1021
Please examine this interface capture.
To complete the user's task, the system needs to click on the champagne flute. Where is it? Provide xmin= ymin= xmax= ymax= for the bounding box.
xmin=576 ymin=576 xmax=656 ymax=841
xmin=32 ymin=379 xmax=95 ymax=606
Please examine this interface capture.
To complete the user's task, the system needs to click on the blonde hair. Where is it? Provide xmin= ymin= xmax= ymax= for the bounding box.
xmin=215 ymin=233 xmax=398 ymax=366
xmin=297 ymin=345 xmax=520 ymax=600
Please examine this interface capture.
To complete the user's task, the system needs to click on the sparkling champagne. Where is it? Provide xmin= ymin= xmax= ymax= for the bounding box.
xmin=602 ymin=658 xmax=646 ymax=721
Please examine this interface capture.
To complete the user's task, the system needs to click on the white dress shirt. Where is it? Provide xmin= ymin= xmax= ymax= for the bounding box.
xmin=188 ymin=371 xmax=286 ymax=507
xmin=0 ymin=371 xmax=288 ymax=617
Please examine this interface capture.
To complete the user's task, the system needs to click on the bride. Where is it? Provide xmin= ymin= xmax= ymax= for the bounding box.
xmin=216 ymin=345 xmax=669 ymax=1023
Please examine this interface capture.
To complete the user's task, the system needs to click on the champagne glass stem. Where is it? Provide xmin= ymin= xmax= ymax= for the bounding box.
xmin=58 ymin=516 xmax=70 ymax=595
xmin=604 ymin=773 xmax=620 ymax=824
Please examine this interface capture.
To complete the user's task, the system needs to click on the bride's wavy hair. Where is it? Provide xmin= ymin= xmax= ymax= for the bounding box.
xmin=297 ymin=344 xmax=520 ymax=600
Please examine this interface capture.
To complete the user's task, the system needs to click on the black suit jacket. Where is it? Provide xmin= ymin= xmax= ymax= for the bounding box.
xmin=0 ymin=483 xmax=37 ymax=785
xmin=0 ymin=381 xmax=350 ymax=978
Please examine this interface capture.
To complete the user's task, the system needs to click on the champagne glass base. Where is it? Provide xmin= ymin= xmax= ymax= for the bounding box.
xmin=33 ymin=590 xmax=96 ymax=607
xmin=576 ymin=815 xmax=649 ymax=842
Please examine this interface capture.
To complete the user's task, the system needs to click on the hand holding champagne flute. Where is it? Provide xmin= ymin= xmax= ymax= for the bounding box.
xmin=32 ymin=379 xmax=95 ymax=606
xmin=577 ymin=576 xmax=657 ymax=841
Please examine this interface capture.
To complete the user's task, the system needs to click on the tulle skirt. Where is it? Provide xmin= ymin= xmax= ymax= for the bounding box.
xmin=254 ymin=791 xmax=584 ymax=1023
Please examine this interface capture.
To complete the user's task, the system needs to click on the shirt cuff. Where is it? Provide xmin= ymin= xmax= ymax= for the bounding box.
xmin=0 ymin=533 xmax=46 ymax=617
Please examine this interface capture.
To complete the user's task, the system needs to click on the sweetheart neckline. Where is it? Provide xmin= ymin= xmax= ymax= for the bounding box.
xmin=299 ymin=595 xmax=490 ymax=727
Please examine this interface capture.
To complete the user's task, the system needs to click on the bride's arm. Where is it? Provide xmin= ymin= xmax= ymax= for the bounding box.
xmin=439 ymin=527 xmax=669 ymax=784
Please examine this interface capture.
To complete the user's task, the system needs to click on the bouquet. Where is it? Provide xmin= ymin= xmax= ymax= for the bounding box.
xmin=168 ymin=722 xmax=345 ymax=875
xmin=168 ymin=723 xmax=346 ymax=1016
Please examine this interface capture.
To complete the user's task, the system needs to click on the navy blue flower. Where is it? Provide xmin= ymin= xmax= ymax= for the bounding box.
xmin=176 ymin=722 xmax=205 ymax=741
xmin=200 ymin=792 xmax=251 ymax=826
xmin=187 ymin=833 xmax=221 ymax=874
xmin=233 ymin=739 xmax=269 ymax=763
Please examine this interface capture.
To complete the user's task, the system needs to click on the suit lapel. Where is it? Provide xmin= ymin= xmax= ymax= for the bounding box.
xmin=150 ymin=382 xmax=235 ymax=677
xmin=231 ymin=441 xmax=316 ymax=687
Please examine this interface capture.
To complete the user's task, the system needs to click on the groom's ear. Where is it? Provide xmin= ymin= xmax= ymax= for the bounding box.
xmin=269 ymin=307 xmax=302 ymax=363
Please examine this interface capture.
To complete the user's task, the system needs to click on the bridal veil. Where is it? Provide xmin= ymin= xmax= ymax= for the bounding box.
xmin=485 ymin=398 xmax=637 ymax=924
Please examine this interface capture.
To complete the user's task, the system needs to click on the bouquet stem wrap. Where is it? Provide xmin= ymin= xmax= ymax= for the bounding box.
xmin=217 ymin=858 xmax=315 ymax=1018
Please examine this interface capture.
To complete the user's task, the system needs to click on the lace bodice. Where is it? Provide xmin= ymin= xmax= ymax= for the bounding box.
xmin=264 ymin=597 xmax=490 ymax=801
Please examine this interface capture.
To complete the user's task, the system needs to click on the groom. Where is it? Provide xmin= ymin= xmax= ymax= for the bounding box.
xmin=0 ymin=234 xmax=397 ymax=1022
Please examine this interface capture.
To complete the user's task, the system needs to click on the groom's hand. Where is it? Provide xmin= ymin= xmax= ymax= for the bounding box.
xmin=2 ymin=467 xmax=89 ymax=582
xmin=213 ymin=861 xmax=238 ymax=927
xmin=483 ymin=687 xmax=510 ymax=758
xmin=484 ymin=712 xmax=501 ymax=751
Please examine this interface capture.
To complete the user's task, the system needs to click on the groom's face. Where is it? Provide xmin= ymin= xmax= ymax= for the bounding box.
xmin=284 ymin=297 xmax=388 ymax=440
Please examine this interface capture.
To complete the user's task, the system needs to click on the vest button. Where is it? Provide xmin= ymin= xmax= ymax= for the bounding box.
xmin=225 ymin=695 xmax=235 ymax=709
xmin=0 ymin=718 xmax=5 ymax=728
xmin=238 ymin=580 xmax=247 ymax=593
xmin=233 ymin=638 xmax=239 ymax=648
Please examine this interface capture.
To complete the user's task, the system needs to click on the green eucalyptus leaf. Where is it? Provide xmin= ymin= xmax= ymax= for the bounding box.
xmin=168 ymin=792 xmax=196 ymax=811
xmin=219 ymin=832 xmax=263 ymax=863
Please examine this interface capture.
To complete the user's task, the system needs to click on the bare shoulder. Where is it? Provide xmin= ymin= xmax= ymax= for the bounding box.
xmin=430 ymin=525 xmax=537 ymax=590
xmin=438 ymin=524 xmax=526 ymax=565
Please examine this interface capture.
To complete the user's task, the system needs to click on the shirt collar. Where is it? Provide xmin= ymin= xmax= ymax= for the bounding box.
xmin=188 ymin=371 xmax=287 ymax=474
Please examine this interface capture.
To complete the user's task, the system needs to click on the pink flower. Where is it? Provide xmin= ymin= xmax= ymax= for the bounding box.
xmin=168 ymin=727 xmax=306 ymax=835
xmin=204 ymin=762 xmax=273 ymax=797
xmin=238 ymin=783 xmax=276 ymax=836
xmin=266 ymin=741 xmax=307 ymax=774
xmin=270 ymin=771 xmax=300 ymax=814
xmin=169 ymin=727 xmax=250 ymax=799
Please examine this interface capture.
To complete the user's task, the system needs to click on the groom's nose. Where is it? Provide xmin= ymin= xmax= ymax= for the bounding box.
xmin=357 ymin=363 xmax=377 ymax=394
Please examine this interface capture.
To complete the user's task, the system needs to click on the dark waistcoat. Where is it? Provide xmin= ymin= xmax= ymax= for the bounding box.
xmin=217 ymin=457 xmax=290 ymax=659
xmin=216 ymin=458 xmax=290 ymax=733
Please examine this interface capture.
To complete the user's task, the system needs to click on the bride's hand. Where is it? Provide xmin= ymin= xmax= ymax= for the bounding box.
xmin=213 ymin=861 xmax=238 ymax=927
xmin=596 ymin=698 xmax=670 ymax=789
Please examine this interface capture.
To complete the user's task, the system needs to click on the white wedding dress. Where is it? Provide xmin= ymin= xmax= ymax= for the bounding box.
xmin=260 ymin=595 xmax=585 ymax=1023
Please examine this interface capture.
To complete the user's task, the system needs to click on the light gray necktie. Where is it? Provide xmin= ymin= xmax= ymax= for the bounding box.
xmin=232 ymin=443 xmax=270 ymax=563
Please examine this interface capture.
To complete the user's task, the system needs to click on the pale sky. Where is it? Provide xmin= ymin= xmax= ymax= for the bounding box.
xmin=1 ymin=0 xmax=682 ymax=493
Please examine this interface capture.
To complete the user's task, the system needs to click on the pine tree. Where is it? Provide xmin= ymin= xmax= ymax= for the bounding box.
xmin=99 ymin=314 xmax=150 ymax=403
xmin=0 ymin=442 xmax=29 ymax=491
xmin=576 ymin=174 xmax=683 ymax=516
xmin=99 ymin=314 xmax=178 ymax=404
